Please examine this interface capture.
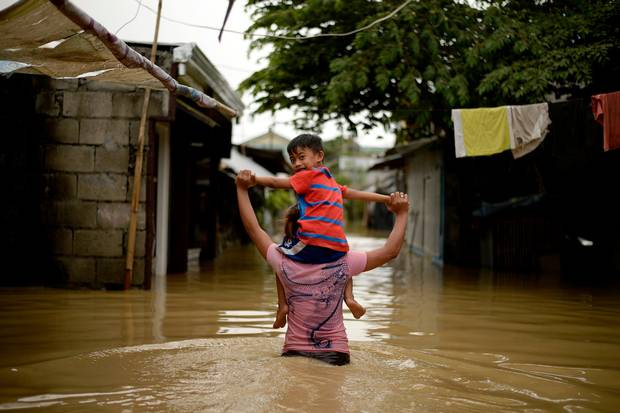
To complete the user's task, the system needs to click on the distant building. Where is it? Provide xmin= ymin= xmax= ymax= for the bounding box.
xmin=242 ymin=129 xmax=290 ymax=150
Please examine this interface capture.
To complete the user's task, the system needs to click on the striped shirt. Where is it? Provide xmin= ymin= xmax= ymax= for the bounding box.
xmin=289 ymin=166 xmax=349 ymax=252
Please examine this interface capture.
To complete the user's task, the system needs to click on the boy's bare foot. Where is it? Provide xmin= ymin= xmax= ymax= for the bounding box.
xmin=345 ymin=298 xmax=366 ymax=319
xmin=273 ymin=304 xmax=288 ymax=328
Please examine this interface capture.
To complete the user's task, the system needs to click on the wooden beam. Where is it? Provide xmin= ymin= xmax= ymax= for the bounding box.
xmin=124 ymin=0 xmax=163 ymax=290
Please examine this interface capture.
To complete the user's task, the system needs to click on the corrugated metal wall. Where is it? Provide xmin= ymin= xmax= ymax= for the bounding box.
xmin=405 ymin=148 xmax=442 ymax=260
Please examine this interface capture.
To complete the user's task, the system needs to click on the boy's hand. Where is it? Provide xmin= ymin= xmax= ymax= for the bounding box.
xmin=387 ymin=192 xmax=409 ymax=214
xmin=236 ymin=169 xmax=257 ymax=189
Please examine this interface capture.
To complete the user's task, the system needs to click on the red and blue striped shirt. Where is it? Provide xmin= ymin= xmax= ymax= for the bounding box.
xmin=290 ymin=166 xmax=349 ymax=252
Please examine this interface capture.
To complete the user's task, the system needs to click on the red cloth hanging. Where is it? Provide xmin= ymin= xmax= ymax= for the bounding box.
xmin=592 ymin=91 xmax=620 ymax=151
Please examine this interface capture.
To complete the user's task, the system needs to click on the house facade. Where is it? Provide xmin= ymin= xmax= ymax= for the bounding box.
xmin=370 ymin=138 xmax=443 ymax=263
xmin=0 ymin=42 xmax=243 ymax=288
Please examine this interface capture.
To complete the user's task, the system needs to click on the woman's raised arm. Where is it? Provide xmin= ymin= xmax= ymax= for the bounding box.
xmin=364 ymin=192 xmax=409 ymax=271
xmin=236 ymin=170 xmax=274 ymax=258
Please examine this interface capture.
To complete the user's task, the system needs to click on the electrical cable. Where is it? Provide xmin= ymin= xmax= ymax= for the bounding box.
xmin=116 ymin=0 xmax=143 ymax=35
xmin=132 ymin=0 xmax=413 ymax=40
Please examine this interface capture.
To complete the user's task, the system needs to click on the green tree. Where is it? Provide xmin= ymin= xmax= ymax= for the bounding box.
xmin=471 ymin=1 xmax=620 ymax=104
xmin=262 ymin=188 xmax=294 ymax=233
xmin=241 ymin=0 xmax=620 ymax=142
xmin=242 ymin=0 xmax=479 ymax=142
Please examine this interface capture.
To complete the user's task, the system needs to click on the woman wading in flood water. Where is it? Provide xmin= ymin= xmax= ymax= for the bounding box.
xmin=235 ymin=169 xmax=409 ymax=365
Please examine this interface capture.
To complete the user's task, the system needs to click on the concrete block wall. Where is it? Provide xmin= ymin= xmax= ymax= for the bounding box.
xmin=35 ymin=77 xmax=169 ymax=288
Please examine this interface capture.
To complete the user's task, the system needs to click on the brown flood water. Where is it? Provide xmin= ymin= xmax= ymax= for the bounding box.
xmin=0 ymin=234 xmax=619 ymax=412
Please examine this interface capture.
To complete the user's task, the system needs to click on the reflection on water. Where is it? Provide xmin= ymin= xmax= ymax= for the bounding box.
xmin=0 ymin=234 xmax=619 ymax=412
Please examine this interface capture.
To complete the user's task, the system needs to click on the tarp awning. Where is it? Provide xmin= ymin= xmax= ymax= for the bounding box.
xmin=0 ymin=0 xmax=161 ymax=88
xmin=0 ymin=0 xmax=238 ymax=118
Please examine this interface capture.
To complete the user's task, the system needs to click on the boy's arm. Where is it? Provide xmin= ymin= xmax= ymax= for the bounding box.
xmin=254 ymin=175 xmax=292 ymax=189
xmin=236 ymin=170 xmax=274 ymax=258
xmin=364 ymin=192 xmax=409 ymax=271
xmin=344 ymin=188 xmax=391 ymax=203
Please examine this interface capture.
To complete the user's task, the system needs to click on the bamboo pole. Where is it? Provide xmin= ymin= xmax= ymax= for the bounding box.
xmin=124 ymin=0 xmax=163 ymax=290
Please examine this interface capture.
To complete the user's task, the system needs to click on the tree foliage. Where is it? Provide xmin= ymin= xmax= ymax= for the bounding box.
xmin=472 ymin=0 xmax=620 ymax=103
xmin=240 ymin=0 xmax=620 ymax=142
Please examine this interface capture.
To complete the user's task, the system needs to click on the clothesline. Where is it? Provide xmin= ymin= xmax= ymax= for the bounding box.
xmin=451 ymin=91 xmax=620 ymax=159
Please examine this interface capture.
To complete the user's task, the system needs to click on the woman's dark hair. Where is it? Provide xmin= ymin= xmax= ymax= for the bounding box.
xmin=287 ymin=134 xmax=324 ymax=156
xmin=284 ymin=204 xmax=300 ymax=238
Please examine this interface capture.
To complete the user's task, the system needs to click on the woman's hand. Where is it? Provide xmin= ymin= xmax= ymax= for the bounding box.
xmin=236 ymin=169 xmax=256 ymax=189
xmin=387 ymin=192 xmax=409 ymax=214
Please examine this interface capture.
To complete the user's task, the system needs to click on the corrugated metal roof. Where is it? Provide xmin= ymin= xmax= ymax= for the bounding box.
xmin=369 ymin=137 xmax=438 ymax=170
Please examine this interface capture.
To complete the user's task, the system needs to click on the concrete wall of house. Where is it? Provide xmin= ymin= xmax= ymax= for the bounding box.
xmin=405 ymin=148 xmax=442 ymax=260
xmin=33 ymin=76 xmax=169 ymax=288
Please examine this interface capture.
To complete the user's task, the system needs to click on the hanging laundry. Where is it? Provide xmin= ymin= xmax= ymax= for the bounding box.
xmin=510 ymin=103 xmax=551 ymax=159
xmin=452 ymin=106 xmax=512 ymax=158
xmin=591 ymin=91 xmax=620 ymax=152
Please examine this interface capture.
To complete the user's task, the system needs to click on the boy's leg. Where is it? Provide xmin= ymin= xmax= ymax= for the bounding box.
xmin=273 ymin=275 xmax=288 ymax=328
xmin=344 ymin=277 xmax=366 ymax=319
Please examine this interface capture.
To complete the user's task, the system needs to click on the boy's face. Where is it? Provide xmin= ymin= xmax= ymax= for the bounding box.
xmin=289 ymin=147 xmax=324 ymax=172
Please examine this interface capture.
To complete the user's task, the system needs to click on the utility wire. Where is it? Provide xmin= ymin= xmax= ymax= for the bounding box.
xmin=132 ymin=0 xmax=413 ymax=40
xmin=116 ymin=0 xmax=143 ymax=35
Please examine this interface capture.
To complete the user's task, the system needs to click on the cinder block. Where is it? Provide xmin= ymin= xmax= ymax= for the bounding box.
xmin=57 ymin=257 xmax=96 ymax=284
xmin=78 ymin=173 xmax=127 ymax=201
xmin=96 ymin=257 xmax=143 ymax=286
xmin=128 ymin=145 xmax=150 ymax=176
xmin=96 ymin=258 xmax=124 ymax=285
xmin=80 ymin=119 xmax=129 ymax=146
xmin=97 ymin=202 xmax=145 ymax=229
xmin=43 ymin=173 xmax=77 ymax=200
xmin=125 ymin=230 xmax=147 ymax=258
xmin=50 ymin=228 xmax=73 ymax=255
xmin=127 ymin=176 xmax=147 ymax=202
xmin=95 ymin=147 xmax=129 ymax=173
xmin=149 ymin=90 xmax=169 ymax=118
xmin=129 ymin=120 xmax=150 ymax=145
xmin=75 ymin=229 xmax=123 ymax=257
xmin=63 ymin=91 xmax=113 ymax=118
xmin=95 ymin=258 xmax=143 ymax=287
xmin=45 ymin=145 xmax=94 ymax=172
xmin=46 ymin=118 xmax=79 ymax=143
xmin=35 ymin=92 xmax=62 ymax=116
xmin=132 ymin=258 xmax=145 ymax=286
xmin=112 ymin=92 xmax=143 ymax=118
xmin=112 ymin=90 xmax=169 ymax=119
xmin=47 ymin=201 xmax=97 ymax=228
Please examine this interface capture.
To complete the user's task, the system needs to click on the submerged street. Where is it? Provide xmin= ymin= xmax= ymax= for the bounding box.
xmin=0 ymin=234 xmax=619 ymax=412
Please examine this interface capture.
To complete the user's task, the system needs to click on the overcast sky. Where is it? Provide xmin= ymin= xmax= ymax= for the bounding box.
xmin=1 ymin=0 xmax=395 ymax=148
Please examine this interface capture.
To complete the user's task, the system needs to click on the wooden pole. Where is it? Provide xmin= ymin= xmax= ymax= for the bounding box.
xmin=124 ymin=0 xmax=163 ymax=290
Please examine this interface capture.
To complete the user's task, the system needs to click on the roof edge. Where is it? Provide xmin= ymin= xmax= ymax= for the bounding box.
xmin=173 ymin=43 xmax=244 ymax=114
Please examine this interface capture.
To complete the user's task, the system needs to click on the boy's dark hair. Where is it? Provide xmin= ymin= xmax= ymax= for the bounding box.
xmin=284 ymin=204 xmax=300 ymax=238
xmin=287 ymin=133 xmax=324 ymax=156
